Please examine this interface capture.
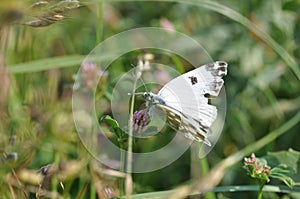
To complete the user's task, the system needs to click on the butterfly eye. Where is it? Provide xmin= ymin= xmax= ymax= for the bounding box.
xmin=143 ymin=92 xmax=153 ymax=100
xmin=216 ymin=61 xmax=228 ymax=73
xmin=218 ymin=61 xmax=227 ymax=66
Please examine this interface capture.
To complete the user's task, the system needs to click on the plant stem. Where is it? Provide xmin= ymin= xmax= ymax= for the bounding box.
xmin=52 ymin=153 xmax=60 ymax=199
xmin=257 ymin=181 xmax=264 ymax=199
xmin=96 ymin=0 xmax=104 ymax=44
xmin=90 ymin=179 xmax=96 ymax=199
xmin=119 ymin=143 xmax=125 ymax=197
xmin=125 ymin=67 xmax=140 ymax=198
xmin=200 ymin=157 xmax=215 ymax=199
xmin=257 ymin=188 xmax=263 ymax=199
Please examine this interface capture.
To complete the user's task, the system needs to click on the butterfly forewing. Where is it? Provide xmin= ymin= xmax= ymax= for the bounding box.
xmin=157 ymin=61 xmax=227 ymax=127
xmin=145 ymin=61 xmax=227 ymax=146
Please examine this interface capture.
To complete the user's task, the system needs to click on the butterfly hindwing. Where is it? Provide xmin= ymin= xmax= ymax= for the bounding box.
xmin=155 ymin=103 xmax=211 ymax=146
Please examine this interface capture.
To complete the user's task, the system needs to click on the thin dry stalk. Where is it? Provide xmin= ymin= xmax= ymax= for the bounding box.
xmin=0 ymin=54 xmax=10 ymax=117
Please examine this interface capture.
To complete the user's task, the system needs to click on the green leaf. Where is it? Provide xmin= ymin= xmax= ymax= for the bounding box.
xmin=254 ymin=173 xmax=270 ymax=182
xmin=263 ymin=149 xmax=300 ymax=188
xmin=271 ymin=175 xmax=294 ymax=188
xmin=270 ymin=164 xmax=295 ymax=188
xmin=100 ymin=115 xmax=128 ymax=142
xmin=8 ymin=53 xmax=115 ymax=73
xmin=101 ymin=115 xmax=120 ymax=129
xmin=271 ymin=164 xmax=291 ymax=175
xmin=245 ymin=164 xmax=255 ymax=175
xmin=115 ymin=128 xmax=128 ymax=141
xmin=264 ymin=149 xmax=300 ymax=174
xmin=8 ymin=55 xmax=85 ymax=73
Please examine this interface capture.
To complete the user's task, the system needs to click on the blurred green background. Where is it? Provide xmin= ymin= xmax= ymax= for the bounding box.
xmin=0 ymin=0 xmax=300 ymax=198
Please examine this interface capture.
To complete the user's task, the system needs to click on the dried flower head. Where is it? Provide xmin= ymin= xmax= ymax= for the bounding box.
xmin=37 ymin=164 xmax=55 ymax=176
xmin=29 ymin=1 xmax=49 ymax=9
xmin=4 ymin=152 xmax=18 ymax=162
xmin=22 ymin=0 xmax=79 ymax=27
xmin=0 ymin=54 xmax=10 ymax=111
xmin=102 ymin=187 xmax=118 ymax=198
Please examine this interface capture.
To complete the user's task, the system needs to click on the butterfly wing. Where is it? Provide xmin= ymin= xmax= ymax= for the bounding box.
xmin=156 ymin=61 xmax=227 ymax=143
xmin=155 ymin=103 xmax=212 ymax=146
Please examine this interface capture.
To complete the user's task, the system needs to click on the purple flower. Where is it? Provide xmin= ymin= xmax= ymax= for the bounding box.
xmin=160 ymin=18 xmax=175 ymax=31
xmin=80 ymin=62 xmax=105 ymax=90
xmin=133 ymin=110 xmax=150 ymax=132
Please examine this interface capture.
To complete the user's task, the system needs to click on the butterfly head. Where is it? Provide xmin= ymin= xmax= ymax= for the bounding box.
xmin=143 ymin=92 xmax=153 ymax=101
xmin=143 ymin=92 xmax=166 ymax=106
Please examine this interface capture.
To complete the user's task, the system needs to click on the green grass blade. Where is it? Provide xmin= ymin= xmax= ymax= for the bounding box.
xmin=128 ymin=185 xmax=300 ymax=199
xmin=8 ymin=55 xmax=85 ymax=73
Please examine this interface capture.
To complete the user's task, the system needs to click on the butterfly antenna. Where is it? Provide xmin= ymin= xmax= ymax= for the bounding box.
xmin=139 ymin=76 xmax=149 ymax=92
xmin=128 ymin=92 xmax=144 ymax=96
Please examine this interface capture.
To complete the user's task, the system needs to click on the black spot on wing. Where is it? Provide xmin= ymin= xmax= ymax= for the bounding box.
xmin=188 ymin=76 xmax=198 ymax=85
xmin=204 ymin=61 xmax=228 ymax=78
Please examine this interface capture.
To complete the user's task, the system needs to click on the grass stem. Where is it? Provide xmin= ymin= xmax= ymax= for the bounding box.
xmin=125 ymin=66 xmax=140 ymax=198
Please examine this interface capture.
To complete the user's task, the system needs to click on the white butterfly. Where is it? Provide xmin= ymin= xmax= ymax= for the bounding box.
xmin=143 ymin=61 xmax=227 ymax=146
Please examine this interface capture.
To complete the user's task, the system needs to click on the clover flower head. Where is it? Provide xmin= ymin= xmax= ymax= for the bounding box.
xmin=81 ymin=61 xmax=105 ymax=90
xmin=133 ymin=110 xmax=150 ymax=132
xmin=160 ymin=18 xmax=174 ymax=31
